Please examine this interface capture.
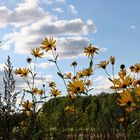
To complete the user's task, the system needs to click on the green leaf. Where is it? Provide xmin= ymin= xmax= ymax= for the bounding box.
xmin=48 ymin=59 xmax=56 ymax=63
xmin=55 ymin=54 xmax=58 ymax=61
xmin=57 ymin=72 xmax=64 ymax=79
xmin=108 ymin=78 xmax=113 ymax=82
xmin=88 ymin=88 xmax=94 ymax=92
xmin=35 ymin=101 xmax=44 ymax=104
xmin=89 ymin=60 xmax=93 ymax=68
xmin=24 ymin=90 xmax=32 ymax=94
xmin=81 ymin=92 xmax=88 ymax=95
xmin=41 ymin=96 xmax=48 ymax=99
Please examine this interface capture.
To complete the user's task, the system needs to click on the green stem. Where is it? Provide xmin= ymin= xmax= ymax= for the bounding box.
xmin=51 ymin=49 xmax=68 ymax=91
xmin=32 ymin=57 xmax=37 ymax=88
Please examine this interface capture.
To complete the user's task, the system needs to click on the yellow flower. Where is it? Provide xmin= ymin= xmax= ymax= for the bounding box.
xmin=131 ymin=102 xmax=137 ymax=109
xmin=15 ymin=68 xmax=30 ymax=77
xmin=134 ymin=63 xmax=140 ymax=73
xmin=37 ymin=89 xmax=44 ymax=95
xmin=50 ymin=88 xmax=61 ymax=97
xmin=31 ymin=48 xmax=44 ymax=58
xmin=129 ymin=63 xmax=140 ymax=73
xmin=21 ymin=68 xmax=30 ymax=77
xmin=67 ymin=78 xmax=85 ymax=94
xmin=25 ymin=110 xmax=33 ymax=116
xmin=65 ymin=72 xmax=71 ymax=79
xmin=129 ymin=65 xmax=135 ymax=72
xmin=109 ymin=56 xmax=115 ymax=65
xmin=76 ymin=69 xmax=93 ymax=78
xmin=84 ymin=44 xmax=99 ymax=57
xmin=133 ymin=79 xmax=140 ymax=86
xmin=134 ymin=86 xmax=140 ymax=96
xmin=98 ymin=61 xmax=109 ymax=69
xmin=125 ymin=107 xmax=133 ymax=112
xmin=125 ymin=103 xmax=137 ymax=112
xmin=118 ymin=69 xmax=127 ymax=79
xmin=76 ymin=70 xmax=85 ymax=78
xmin=48 ymin=81 xmax=56 ymax=88
xmin=85 ymin=79 xmax=92 ymax=86
xmin=117 ymin=90 xmax=132 ymax=106
xmin=32 ymin=87 xmax=44 ymax=95
xmin=110 ymin=69 xmax=132 ymax=90
xmin=64 ymin=105 xmax=76 ymax=113
xmin=82 ymin=68 xmax=94 ymax=76
xmin=22 ymin=100 xmax=33 ymax=110
xmin=32 ymin=87 xmax=39 ymax=94
xmin=118 ymin=117 xmax=124 ymax=123
xmin=110 ymin=75 xmax=132 ymax=90
xmin=69 ymin=94 xmax=77 ymax=100
xmin=15 ymin=68 xmax=22 ymax=75
xmin=41 ymin=37 xmax=56 ymax=52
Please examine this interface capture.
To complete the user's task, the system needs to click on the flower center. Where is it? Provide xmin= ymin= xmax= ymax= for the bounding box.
xmin=137 ymin=80 xmax=140 ymax=85
xmin=48 ymin=44 xmax=52 ymax=48
xmin=76 ymin=87 xmax=80 ymax=91
xmin=122 ymin=84 xmax=127 ymax=88
xmin=136 ymin=68 xmax=139 ymax=71
xmin=89 ymin=49 xmax=93 ymax=53
xmin=127 ymin=101 xmax=132 ymax=105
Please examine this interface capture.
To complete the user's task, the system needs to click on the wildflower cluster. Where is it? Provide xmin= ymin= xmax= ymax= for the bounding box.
xmin=39 ymin=40 xmax=98 ymax=112
xmin=15 ymin=37 xmax=61 ymax=115
xmin=65 ymin=45 xmax=98 ymax=96
xmin=14 ymin=36 xmax=140 ymax=116
xmin=98 ymin=56 xmax=140 ymax=112
xmin=1 ymin=35 xmax=140 ymax=140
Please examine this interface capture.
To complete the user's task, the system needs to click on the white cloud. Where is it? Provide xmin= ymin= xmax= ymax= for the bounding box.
xmin=53 ymin=7 xmax=64 ymax=14
xmin=94 ymin=75 xmax=113 ymax=93
xmin=42 ymin=0 xmax=65 ymax=4
xmin=0 ymin=43 xmax=11 ymax=50
xmin=0 ymin=0 xmax=46 ymax=28
xmin=56 ymin=36 xmax=90 ymax=58
xmin=129 ymin=25 xmax=136 ymax=30
xmin=100 ymin=47 xmax=108 ymax=53
xmin=2 ymin=18 xmax=96 ymax=56
xmin=14 ymin=74 xmax=53 ymax=92
xmin=0 ymin=0 xmax=97 ymax=60
xmin=0 ymin=6 xmax=11 ymax=27
xmin=56 ymin=0 xmax=65 ymax=3
xmin=0 ymin=63 xmax=5 ymax=71
xmin=68 ymin=5 xmax=78 ymax=14
xmin=37 ymin=62 xmax=54 ymax=69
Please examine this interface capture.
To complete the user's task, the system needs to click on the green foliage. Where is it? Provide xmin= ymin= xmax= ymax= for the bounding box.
xmin=1 ymin=91 xmax=140 ymax=139
xmin=40 ymin=93 xmax=140 ymax=138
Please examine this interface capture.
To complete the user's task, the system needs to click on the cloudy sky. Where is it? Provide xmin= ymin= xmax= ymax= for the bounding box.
xmin=0 ymin=0 xmax=140 ymax=95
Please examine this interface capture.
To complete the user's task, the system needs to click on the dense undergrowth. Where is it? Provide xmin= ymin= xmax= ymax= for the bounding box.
xmin=1 ymin=93 xmax=140 ymax=139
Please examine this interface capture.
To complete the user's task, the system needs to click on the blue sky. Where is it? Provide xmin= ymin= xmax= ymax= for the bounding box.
xmin=0 ymin=0 xmax=140 ymax=95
